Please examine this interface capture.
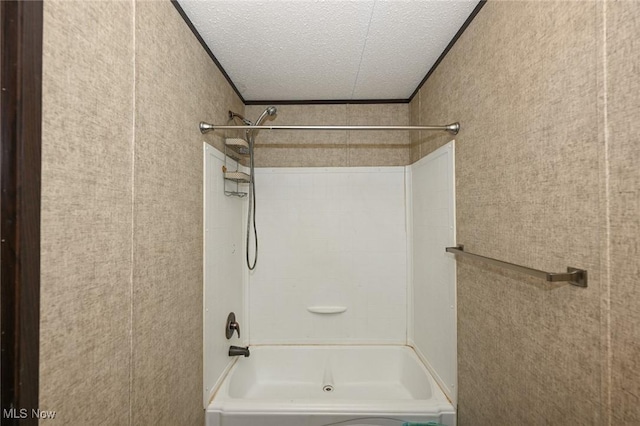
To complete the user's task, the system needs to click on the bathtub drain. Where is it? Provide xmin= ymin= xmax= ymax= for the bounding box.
xmin=322 ymin=385 xmax=334 ymax=392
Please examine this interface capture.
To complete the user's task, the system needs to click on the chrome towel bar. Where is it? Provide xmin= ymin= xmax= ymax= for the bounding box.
xmin=445 ymin=245 xmax=587 ymax=287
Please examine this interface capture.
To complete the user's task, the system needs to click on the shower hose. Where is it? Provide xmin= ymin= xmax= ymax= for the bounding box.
xmin=246 ymin=130 xmax=258 ymax=271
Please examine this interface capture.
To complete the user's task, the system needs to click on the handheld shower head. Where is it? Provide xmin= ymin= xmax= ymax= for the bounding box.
xmin=244 ymin=106 xmax=277 ymax=271
xmin=254 ymin=106 xmax=277 ymax=127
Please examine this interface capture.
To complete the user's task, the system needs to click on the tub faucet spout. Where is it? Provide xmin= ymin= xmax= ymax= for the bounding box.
xmin=229 ymin=345 xmax=250 ymax=357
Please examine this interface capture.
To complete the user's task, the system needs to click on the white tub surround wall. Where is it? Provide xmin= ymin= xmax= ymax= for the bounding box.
xmin=204 ymin=145 xmax=247 ymax=406
xmin=407 ymin=142 xmax=457 ymax=402
xmin=248 ymin=167 xmax=407 ymax=344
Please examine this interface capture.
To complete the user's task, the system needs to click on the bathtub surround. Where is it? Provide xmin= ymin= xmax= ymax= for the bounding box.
xmin=247 ymin=167 xmax=408 ymax=344
xmin=203 ymin=148 xmax=246 ymax=406
xmin=408 ymin=143 xmax=457 ymax=403
xmin=40 ymin=1 xmax=242 ymax=423
xmin=230 ymin=151 xmax=457 ymax=411
xmin=411 ymin=1 xmax=640 ymax=424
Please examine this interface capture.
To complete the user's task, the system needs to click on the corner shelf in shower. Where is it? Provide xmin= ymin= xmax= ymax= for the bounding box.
xmin=222 ymin=165 xmax=250 ymax=198
xmin=222 ymin=136 xmax=250 ymax=197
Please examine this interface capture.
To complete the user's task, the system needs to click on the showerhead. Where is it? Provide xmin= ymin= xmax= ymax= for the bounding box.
xmin=254 ymin=106 xmax=277 ymax=127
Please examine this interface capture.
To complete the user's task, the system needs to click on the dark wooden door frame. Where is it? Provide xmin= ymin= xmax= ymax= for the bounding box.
xmin=1 ymin=1 xmax=43 ymax=424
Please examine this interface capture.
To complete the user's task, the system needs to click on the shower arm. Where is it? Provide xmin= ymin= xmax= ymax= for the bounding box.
xmin=228 ymin=110 xmax=252 ymax=126
xmin=199 ymin=122 xmax=460 ymax=135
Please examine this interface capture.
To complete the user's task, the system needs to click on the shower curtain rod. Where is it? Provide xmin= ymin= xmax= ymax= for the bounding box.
xmin=199 ymin=122 xmax=460 ymax=135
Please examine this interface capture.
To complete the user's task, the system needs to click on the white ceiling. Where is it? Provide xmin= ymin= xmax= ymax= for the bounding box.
xmin=177 ymin=0 xmax=480 ymax=101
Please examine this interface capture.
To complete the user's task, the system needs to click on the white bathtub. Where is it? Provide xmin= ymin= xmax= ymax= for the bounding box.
xmin=206 ymin=346 xmax=455 ymax=426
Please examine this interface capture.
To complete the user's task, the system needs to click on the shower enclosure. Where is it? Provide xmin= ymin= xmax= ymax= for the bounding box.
xmin=203 ymin=115 xmax=457 ymax=424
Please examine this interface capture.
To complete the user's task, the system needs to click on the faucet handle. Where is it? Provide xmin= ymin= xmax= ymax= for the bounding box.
xmin=230 ymin=321 xmax=240 ymax=338
xmin=226 ymin=312 xmax=240 ymax=339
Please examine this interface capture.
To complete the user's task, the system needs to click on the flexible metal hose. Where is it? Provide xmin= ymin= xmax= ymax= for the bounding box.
xmin=243 ymin=106 xmax=276 ymax=270
xmin=246 ymin=130 xmax=258 ymax=270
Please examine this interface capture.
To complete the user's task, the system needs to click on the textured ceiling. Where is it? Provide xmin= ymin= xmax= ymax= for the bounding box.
xmin=177 ymin=0 xmax=480 ymax=101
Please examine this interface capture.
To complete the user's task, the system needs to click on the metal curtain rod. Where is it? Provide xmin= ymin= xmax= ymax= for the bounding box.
xmin=445 ymin=245 xmax=588 ymax=287
xmin=199 ymin=122 xmax=460 ymax=135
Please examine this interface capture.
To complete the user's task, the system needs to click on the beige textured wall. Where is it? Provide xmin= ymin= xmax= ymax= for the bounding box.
xmin=39 ymin=0 xmax=640 ymax=424
xmin=41 ymin=1 xmax=134 ymax=423
xmin=132 ymin=1 xmax=243 ymax=423
xmin=411 ymin=1 xmax=639 ymax=424
xmin=245 ymin=104 xmax=410 ymax=167
xmin=607 ymin=2 xmax=640 ymax=424
xmin=40 ymin=1 xmax=242 ymax=423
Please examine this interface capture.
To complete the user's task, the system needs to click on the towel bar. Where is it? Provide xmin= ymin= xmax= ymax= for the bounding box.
xmin=445 ymin=245 xmax=587 ymax=287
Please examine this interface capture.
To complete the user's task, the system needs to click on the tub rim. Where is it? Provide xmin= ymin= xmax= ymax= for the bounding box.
xmin=207 ymin=344 xmax=455 ymax=416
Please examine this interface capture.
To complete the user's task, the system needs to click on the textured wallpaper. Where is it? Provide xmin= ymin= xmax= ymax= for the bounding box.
xmin=246 ymin=103 xmax=410 ymax=167
xmin=607 ymin=2 xmax=640 ymax=424
xmin=39 ymin=0 xmax=640 ymax=424
xmin=40 ymin=1 xmax=134 ymax=423
xmin=41 ymin=1 xmax=243 ymax=424
xmin=413 ymin=1 xmax=639 ymax=424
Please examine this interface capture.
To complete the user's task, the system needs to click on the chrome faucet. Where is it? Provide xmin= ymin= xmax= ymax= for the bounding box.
xmin=229 ymin=345 xmax=250 ymax=357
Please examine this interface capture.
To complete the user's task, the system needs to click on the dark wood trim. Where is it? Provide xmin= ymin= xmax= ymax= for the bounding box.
xmin=244 ymin=98 xmax=410 ymax=105
xmin=408 ymin=0 xmax=486 ymax=101
xmin=1 ymin=1 xmax=43 ymax=424
xmin=171 ymin=0 xmax=245 ymax=103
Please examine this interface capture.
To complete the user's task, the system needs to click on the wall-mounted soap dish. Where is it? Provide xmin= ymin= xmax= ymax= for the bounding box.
xmin=307 ymin=306 xmax=347 ymax=314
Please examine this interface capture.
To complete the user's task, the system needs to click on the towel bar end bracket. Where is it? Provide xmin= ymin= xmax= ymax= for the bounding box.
xmin=554 ymin=267 xmax=587 ymax=288
xmin=446 ymin=245 xmax=588 ymax=288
